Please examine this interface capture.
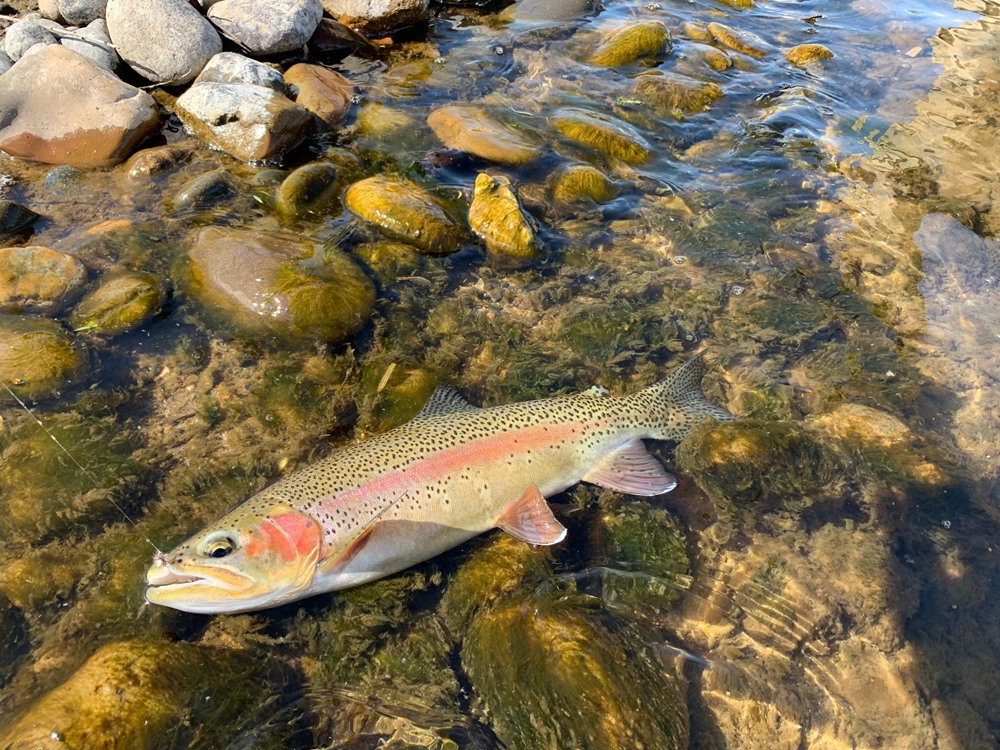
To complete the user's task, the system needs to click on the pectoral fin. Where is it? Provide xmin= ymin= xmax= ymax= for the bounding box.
xmin=497 ymin=484 xmax=567 ymax=546
xmin=318 ymin=525 xmax=375 ymax=575
xmin=583 ymin=440 xmax=677 ymax=496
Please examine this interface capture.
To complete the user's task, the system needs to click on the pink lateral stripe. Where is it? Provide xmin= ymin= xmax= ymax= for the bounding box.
xmin=318 ymin=420 xmax=583 ymax=515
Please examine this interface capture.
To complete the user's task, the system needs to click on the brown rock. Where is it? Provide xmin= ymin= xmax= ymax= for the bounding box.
xmin=0 ymin=46 xmax=159 ymax=168
xmin=0 ymin=246 xmax=87 ymax=313
xmin=427 ymin=105 xmax=540 ymax=165
xmin=285 ymin=63 xmax=353 ymax=130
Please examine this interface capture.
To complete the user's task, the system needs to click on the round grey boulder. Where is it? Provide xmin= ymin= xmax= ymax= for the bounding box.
xmin=61 ymin=19 xmax=118 ymax=71
xmin=208 ymin=0 xmax=323 ymax=56
xmin=106 ymin=0 xmax=222 ymax=84
xmin=194 ymin=52 xmax=285 ymax=92
xmin=59 ymin=0 xmax=109 ymax=25
xmin=5 ymin=17 xmax=59 ymax=62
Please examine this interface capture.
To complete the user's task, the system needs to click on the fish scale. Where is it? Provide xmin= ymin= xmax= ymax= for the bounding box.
xmin=146 ymin=354 xmax=730 ymax=614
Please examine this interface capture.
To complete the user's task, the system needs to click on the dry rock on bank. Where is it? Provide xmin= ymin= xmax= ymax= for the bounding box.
xmin=321 ymin=0 xmax=429 ymax=35
xmin=0 ymin=45 xmax=159 ymax=167
xmin=208 ymin=0 xmax=324 ymax=56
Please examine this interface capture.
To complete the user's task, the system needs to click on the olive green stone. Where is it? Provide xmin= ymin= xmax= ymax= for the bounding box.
xmin=632 ymin=70 xmax=725 ymax=115
xmin=427 ymin=105 xmax=540 ymax=165
xmin=344 ymin=175 xmax=463 ymax=255
xmin=353 ymin=241 xmax=425 ymax=286
xmin=707 ymin=22 xmax=771 ymax=58
xmin=468 ymin=172 xmax=541 ymax=263
xmin=361 ymin=364 xmax=438 ymax=432
xmin=0 ymin=200 xmax=40 ymax=245
xmin=714 ymin=0 xmax=754 ymax=8
xmin=784 ymin=43 xmax=835 ymax=67
xmin=551 ymin=163 xmax=618 ymax=204
xmin=551 ymin=108 xmax=651 ymax=163
xmin=69 ymin=271 xmax=165 ymax=335
xmin=172 ymin=168 xmax=239 ymax=211
xmin=682 ymin=22 xmax=714 ymax=42
xmin=462 ymin=597 xmax=689 ymax=749
xmin=685 ymin=41 xmax=733 ymax=71
xmin=0 ymin=246 xmax=86 ymax=313
xmin=356 ymin=102 xmax=419 ymax=137
xmin=590 ymin=20 xmax=671 ymax=68
xmin=0 ymin=314 xmax=85 ymax=401
xmin=275 ymin=162 xmax=339 ymax=224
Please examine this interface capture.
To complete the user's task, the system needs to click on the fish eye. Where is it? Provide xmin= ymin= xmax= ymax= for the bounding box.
xmin=201 ymin=533 xmax=237 ymax=559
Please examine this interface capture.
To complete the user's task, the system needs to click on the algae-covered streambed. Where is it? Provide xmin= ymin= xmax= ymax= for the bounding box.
xmin=2 ymin=0 xmax=999 ymax=747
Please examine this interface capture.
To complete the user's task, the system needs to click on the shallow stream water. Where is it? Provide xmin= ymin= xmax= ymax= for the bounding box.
xmin=1 ymin=0 xmax=998 ymax=748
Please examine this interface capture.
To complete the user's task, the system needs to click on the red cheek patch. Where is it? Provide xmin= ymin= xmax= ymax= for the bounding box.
xmin=257 ymin=510 xmax=322 ymax=562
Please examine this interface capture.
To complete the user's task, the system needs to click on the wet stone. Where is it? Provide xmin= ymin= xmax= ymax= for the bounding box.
xmin=275 ymin=162 xmax=339 ymax=224
xmin=124 ymin=142 xmax=195 ymax=179
xmin=171 ymin=168 xmax=240 ymax=212
xmin=284 ymin=63 xmax=354 ymax=129
xmin=684 ymin=41 xmax=733 ymax=71
xmin=353 ymin=240 xmax=427 ymax=287
xmin=468 ymin=172 xmax=541 ymax=264
xmin=0 ymin=201 xmax=40 ymax=245
xmin=344 ymin=175 xmax=463 ymax=256
xmin=187 ymin=227 xmax=375 ymax=343
xmin=784 ymin=43 xmax=835 ymax=67
xmin=707 ymin=22 xmax=771 ymax=59
xmin=590 ymin=20 xmax=671 ymax=68
xmin=0 ymin=314 xmax=85 ymax=401
xmin=69 ymin=271 xmax=165 ymax=334
xmin=551 ymin=163 xmax=618 ymax=204
xmin=427 ymin=105 xmax=541 ymax=165
xmin=514 ymin=0 xmax=592 ymax=21
xmin=0 ymin=246 xmax=87 ymax=313
xmin=551 ymin=107 xmax=651 ymax=163
xmin=632 ymin=70 xmax=725 ymax=115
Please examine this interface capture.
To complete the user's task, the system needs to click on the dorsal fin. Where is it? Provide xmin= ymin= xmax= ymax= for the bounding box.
xmin=413 ymin=386 xmax=481 ymax=420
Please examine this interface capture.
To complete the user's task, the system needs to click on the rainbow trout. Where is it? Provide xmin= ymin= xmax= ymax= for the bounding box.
xmin=145 ymin=355 xmax=730 ymax=613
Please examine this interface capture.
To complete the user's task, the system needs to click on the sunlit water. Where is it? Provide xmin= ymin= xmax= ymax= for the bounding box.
xmin=0 ymin=0 xmax=997 ymax=748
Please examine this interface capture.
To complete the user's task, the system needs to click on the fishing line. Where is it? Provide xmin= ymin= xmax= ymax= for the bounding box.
xmin=0 ymin=378 xmax=164 ymax=555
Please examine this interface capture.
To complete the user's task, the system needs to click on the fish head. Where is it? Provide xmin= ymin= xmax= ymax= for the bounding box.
xmin=145 ymin=503 xmax=323 ymax=614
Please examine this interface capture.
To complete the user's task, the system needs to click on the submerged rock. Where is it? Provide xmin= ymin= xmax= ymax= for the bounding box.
xmin=514 ymin=0 xmax=591 ymax=21
xmin=194 ymin=51 xmax=286 ymax=92
xmin=683 ymin=41 xmax=733 ymax=71
xmin=344 ymin=175 xmax=463 ymax=255
xmin=284 ymin=63 xmax=354 ymax=129
xmin=551 ymin=163 xmax=618 ymax=204
xmin=124 ymin=142 xmax=195 ymax=179
xmin=208 ymin=0 xmax=323 ymax=56
xmin=590 ymin=21 xmax=671 ymax=68
xmin=0 ymin=201 xmax=40 ymax=245
xmin=275 ymin=162 xmax=339 ymax=224
xmin=468 ymin=172 xmax=541 ymax=264
xmin=552 ymin=107 xmax=651 ymax=163
xmin=171 ymin=168 xmax=240 ymax=211
xmin=784 ymin=43 xmax=834 ymax=67
xmin=427 ymin=105 xmax=541 ymax=165
xmin=706 ymin=22 xmax=771 ymax=59
xmin=632 ymin=70 xmax=725 ymax=114
xmin=106 ymin=0 xmax=222 ymax=84
xmin=0 ymin=45 xmax=159 ymax=167
xmin=0 ymin=314 xmax=85 ymax=401
xmin=69 ymin=271 xmax=165 ymax=334
xmin=175 ymin=82 xmax=312 ymax=162
xmin=187 ymin=227 xmax=375 ymax=343
xmin=0 ymin=246 xmax=87 ymax=313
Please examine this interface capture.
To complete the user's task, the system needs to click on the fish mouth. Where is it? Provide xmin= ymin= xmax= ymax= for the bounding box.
xmin=145 ymin=559 xmax=253 ymax=593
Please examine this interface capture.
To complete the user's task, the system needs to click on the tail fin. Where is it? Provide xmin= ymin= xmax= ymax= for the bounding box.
xmin=636 ymin=351 xmax=732 ymax=442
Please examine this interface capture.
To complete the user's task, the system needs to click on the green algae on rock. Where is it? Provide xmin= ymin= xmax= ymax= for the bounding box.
xmin=275 ymin=161 xmax=340 ymax=224
xmin=551 ymin=108 xmax=651 ymax=163
xmin=0 ymin=245 xmax=87 ymax=313
xmin=551 ymin=163 xmax=618 ymax=204
xmin=0 ymin=314 xmax=85 ymax=401
xmin=186 ymin=227 xmax=375 ymax=344
xmin=707 ymin=22 xmax=771 ymax=59
xmin=467 ymin=172 xmax=541 ymax=264
xmin=69 ymin=271 xmax=165 ymax=335
xmin=353 ymin=240 xmax=426 ymax=287
xmin=784 ymin=43 xmax=835 ymax=67
xmin=358 ymin=362 xmax=438 ymax=433
xmin=683 ymin=42 xmax=733 ymax=71
xmin=590 ymin=21 xmax=672 ymax=68
xmin=632 ymin=70 xmax=725 ymax=115
xmin=427 ymin=105 xmax=541 ymax=165
xmin=0 ymin=200 xmax=41 ymax=245
xmin=345 ymin=175 xmax=464 ymax=255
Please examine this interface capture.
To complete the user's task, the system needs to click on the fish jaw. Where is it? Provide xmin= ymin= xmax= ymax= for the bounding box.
xmin=144 ymin=504 xmax=323 ymax=615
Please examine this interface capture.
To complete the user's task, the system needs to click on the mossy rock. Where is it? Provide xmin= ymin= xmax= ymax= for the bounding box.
xmin=632 ymin=70 xmax=725 ymax=115
xmin=171 ymin=168 xmax=240 ymax=212
xmin=0 ymin=591 xmax=28 ymax=687
xmin=714 ymin=0 xmax=754 ymax=8
xmin=0 ymin=200 xmax=40 ymax=245
xmin=353 ymin=241 xmax=426 ymax=287
xmin=69 ymin=272 xmax=165 ymax=335
xmin=784 ymin=43 xmax=834 ymax=67
xmin=0 ymin=640 xmax=289 ymax=749
xmin=427 ymin=105 xmax=541 ymax=165
xmin=0 ymin=246 xmax=87 ymax=314
xmin=677 ymin=419 xmax=844 ymax=504
xmin=707 ymin=22 xmax=771 ymax=58
xmin=186 ymin=227 xmax=376 ymax=344
xmin=344 ymin=175 xmax=463 ymax=256
xmin=685 ymin=42 xmax=733 ymax=71
xmin=551 ymin=163 xmax=618 ymax=204
xmin=0 ymin=411 xmax=146 ymax=545
xmin=356 ymin=102 xmax=420 ymax=137
xmin=552 ymin=108 xmax=651 ymax=163
xmin=468 ymin=172 xmax=541 ymax=265
xmin=275 ymin=162 xmax=339 ymax=224
xmin=590 ymin=20 xmax=671 ymax=68
xmin=359 ymin=363 xmax=438 ymax=433
xmin=682 ymin=22 xmax=714 ymax=42
xmin=0 ymin=314 xmax=86 ymax=401
xmin=463 ymin=596 xmax=688 ymax=749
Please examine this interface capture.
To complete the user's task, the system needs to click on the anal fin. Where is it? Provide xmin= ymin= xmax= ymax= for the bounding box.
xmin=583 ymin=439 xmax=677 ymax=496
xmin=497 ymin=485 xmax=567 ymax=546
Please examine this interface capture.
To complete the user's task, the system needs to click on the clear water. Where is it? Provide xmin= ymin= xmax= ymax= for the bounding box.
xmin=1 ymin=0 xmax=998 ymax=747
